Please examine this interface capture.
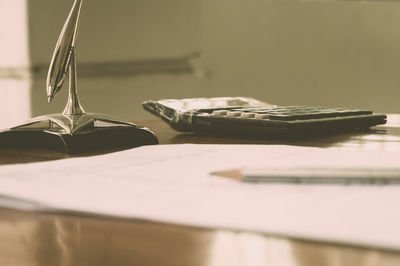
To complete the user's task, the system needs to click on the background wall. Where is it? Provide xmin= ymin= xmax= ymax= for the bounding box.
xmin=0 ymin=0 xmax=29 ymax=69
xmin=26 ymin=0 xmax=400 ymax=120
xmin=0 ymin=0 xmax=30 ymax=128
xmin=28 ymin=0 xmax=200 ymax=65
xmin=198 ymin=0 xmax=400 ymax=112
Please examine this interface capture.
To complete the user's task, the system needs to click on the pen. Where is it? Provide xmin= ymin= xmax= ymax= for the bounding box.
xmin=211 ymin=167 xmax=400 ymax=184
xmin=47 ymin=0 xmax=82 ymax=103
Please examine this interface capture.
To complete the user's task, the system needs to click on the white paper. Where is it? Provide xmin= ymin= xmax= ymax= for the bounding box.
xmin=0 ymin=144 xmax=399 ymax=250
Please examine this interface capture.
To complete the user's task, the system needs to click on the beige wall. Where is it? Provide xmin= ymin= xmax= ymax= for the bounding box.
xmin=26 ymin=0 xmax=400 ymax=119
xmin=0 ymin=0 xmax=29 ymax=68
xmin=27 ymin=0 xmax=200 ymax=64
xmin=0 ymin=0 xmax=30 ymax=75
xmin=198 ymin=0 xmax=400 ymax=113
xmin=0 ymin=0 xmax=30 ymax=128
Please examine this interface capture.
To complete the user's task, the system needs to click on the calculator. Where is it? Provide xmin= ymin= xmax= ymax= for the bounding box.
xmin=142 ymin=97 xmax=387 ymax=138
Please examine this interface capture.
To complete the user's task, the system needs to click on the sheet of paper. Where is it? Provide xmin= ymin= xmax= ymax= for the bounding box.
xmin=0 ymin=144 xmax=399 ymax=250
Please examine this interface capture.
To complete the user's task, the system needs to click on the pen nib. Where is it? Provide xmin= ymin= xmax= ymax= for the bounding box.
xmin=47 ymin=96 xmax=53 ymax=104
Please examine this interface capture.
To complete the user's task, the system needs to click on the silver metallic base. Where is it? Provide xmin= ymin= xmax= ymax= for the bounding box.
xmin=0 ymin=113 xmax=158 ymax=154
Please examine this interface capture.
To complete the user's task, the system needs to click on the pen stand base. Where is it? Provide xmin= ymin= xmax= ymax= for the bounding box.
xmin=0 ymin=113 xmax=159 ymax=154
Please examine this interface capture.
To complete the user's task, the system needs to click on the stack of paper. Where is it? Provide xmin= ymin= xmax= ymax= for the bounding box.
xmin=0 ymin=144 xmax=399 ymax=250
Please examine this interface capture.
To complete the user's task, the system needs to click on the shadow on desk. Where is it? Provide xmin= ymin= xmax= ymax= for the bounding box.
xmin=170 ymin=129 xmax=382 ymax=147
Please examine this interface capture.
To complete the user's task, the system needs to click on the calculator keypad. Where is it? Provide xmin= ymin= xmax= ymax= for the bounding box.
xmin=210 ymin=106 xmax=372 ymax=121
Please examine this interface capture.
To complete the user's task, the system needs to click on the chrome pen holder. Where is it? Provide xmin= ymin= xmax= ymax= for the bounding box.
xmin=0 ymin=0 xmax=158 ymax=154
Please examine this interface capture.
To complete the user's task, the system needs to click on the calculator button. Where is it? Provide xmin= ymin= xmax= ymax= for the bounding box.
xmin=227 ymin=111 xmax=242 ymax=117
xmin=241 ymin=112 xmax=256 ymax=118
xmin=255 ymin=114 xmax=270 ymax=119
xmin=212 ymin=110 xmax=229 ymax=116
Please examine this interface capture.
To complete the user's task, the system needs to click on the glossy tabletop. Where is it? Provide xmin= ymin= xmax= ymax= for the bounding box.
xmin=1 ymin=116 xmax=400 ymax=266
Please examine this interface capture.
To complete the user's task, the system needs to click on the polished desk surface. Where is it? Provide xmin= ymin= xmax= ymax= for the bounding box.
xmin=1 ymin=116 xmax=400 ymax=266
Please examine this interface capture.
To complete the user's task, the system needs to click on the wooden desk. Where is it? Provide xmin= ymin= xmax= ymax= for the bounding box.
xmin=1 ymin=116 xmax=400 ymax=266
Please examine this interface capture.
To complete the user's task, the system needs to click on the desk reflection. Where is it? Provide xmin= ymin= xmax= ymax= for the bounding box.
xmin=1 ymin=208 xmax=399 ymax=266
xmin=0 ymin=209 xmax=211 ymax=266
